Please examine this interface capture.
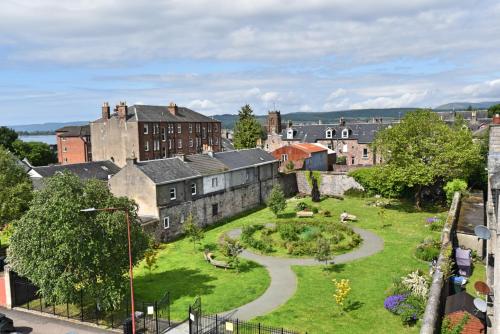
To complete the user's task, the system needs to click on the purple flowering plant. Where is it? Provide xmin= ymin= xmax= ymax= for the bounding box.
xmin=384 ymin=294 xmax=407 ymax=313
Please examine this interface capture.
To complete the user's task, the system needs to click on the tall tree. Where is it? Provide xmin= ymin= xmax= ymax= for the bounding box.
xmin=233 ymin=105 xmax=263 ymax=149
xmin=7 ymin=172 xmax=149 ymax=310
xmin=0 ymin=127 xmax=18 ymax=151
xmin=183 ymin=213 xmax=204 ymax=251
xmin=12 ymin=140 xmax=57 ymax=166
xmin=0 ymin=147 xmax=32 ymax=229
xmin=374 ymin=110 xmax=481 ymax=209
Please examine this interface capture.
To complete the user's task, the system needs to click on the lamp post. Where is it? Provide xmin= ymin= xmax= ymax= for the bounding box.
xmin=81 ymin=207 xmax=136 ymax=334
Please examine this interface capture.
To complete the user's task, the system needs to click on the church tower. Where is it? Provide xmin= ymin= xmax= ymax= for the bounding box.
xmin=267 ymin=111 xmax=282 ymax=134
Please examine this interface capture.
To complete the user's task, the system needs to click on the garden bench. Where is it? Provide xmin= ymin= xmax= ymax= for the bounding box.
xmin=340 ymin=212 xmax=357 ymax=222
xmin=296 ymin=211 xmax=314 ymax=218
xmin=204 ymin=251 xmax=231 ymax=270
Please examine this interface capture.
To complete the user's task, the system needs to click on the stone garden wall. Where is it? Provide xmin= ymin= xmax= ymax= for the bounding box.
xmin=295 ymin=171 xmax=363 ymax=196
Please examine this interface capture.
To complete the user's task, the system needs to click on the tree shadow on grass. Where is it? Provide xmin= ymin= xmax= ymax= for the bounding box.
xmin=236 ymin=260 xmax=262 ymax=273
xmin=387 ymin=200 xmax=444 ymax=214
xmin=322 ymin=263 xmax=346 ymax=274
xmin=278 ymin=212 xmax=297 ymax=219
xmin=344 ymin=300 xmax=364 ymax=312
xmin=134 ymin=267 xmax=217 ymax=305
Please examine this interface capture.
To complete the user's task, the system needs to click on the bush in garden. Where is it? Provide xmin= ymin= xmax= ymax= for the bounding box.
xmin=312 ymin=207 xmax=319 ymax=214
xmin=323 ymin=210 xmax=331 ymax=217
xmin=401 ymin=270 xmax=429 ymax=299
xmin=299 ymin=226 xmax=321 ymax=241
xmin=429 ymin=220 xmax=444 ymax=231
xmin=384 ymin=294 xmax=407 ymax=313
xmin=278 ymin=223 xmax=300 ymax=242
xmin=295 ymin=201 xmax=309 ymax=211
xmin=443 ymin=179 xmax=467 ymax=204
xmin=415 ymin=238 xmax=441 ymax=261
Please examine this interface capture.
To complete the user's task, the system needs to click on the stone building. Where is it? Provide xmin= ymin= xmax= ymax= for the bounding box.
xmin=91 ymin=102 xmax=222 ymax=167
xmin=55 ymin=125 xmax=91 ymax=164
xmin=109 ymin=148 xmax=279 ymax=241
xmin=271 ymin=143 xmax=329 ymax=171
xmin=264 ymin=117 xmax=387 ymax=167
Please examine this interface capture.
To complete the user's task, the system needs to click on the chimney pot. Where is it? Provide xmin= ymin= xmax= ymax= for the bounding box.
xmin=102 ymin=102 xmax=110 ymax=120
xmin=493 ymin=114 xmax=500 ymax=125
xmin=117 ymin=101 xmax=128 ymax=119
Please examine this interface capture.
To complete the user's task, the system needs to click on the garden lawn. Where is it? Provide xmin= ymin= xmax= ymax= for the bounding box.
xmin=252 ymin=197 xmax=446 ymax=334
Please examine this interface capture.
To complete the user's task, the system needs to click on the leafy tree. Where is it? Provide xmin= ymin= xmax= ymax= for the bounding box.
xmin=183 ymin=213 xmax=204 ymax=251
xmin=12 ymin=140 xmax=57 ymax=166
xmin=315 ymin=238 xmax=333 ymax=265
xmin=0 ymin=147 xmax=32 ymax=229
xmin=233 ymin=105 xmax=263 ymax=149
xmin=143 ymin=243 xmax=160 ymax=280
xmin=267 ymin=184 xmax=287 ymax=217
xmin=311 ymin=171 xmax=321 ymax=202
xmin=220 ymin=235 xmax=244 ymax=272
xmin=488 ymin=104 xmax=500 ymax=118
xmin=374 ymin=110 xmax=481 ymax=209
xmin=0 ymin=127 xmax=18 ymax=151
xmin=349 ymin=167 xmax=403 ymax=198
xmin=7 ymin=172 xmax=148 ymax=310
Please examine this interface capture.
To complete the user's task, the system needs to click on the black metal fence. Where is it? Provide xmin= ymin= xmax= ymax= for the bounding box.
xmin=12 ymin=273 xmax=171 ymax=333
xmin=189 ymin=297 xmax=302 ymax=334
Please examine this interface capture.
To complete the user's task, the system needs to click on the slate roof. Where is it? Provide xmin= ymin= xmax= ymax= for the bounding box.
xmin=221 ymin=138 xmax=235 ymax=151
xmin=213 ymin=148 xmax=277 ymax=170
xmin=444 ymin=291 xmax=485 ymax=321
xmin=281 ymin=123 xmax=389 ymax=144
xmin=135 ymin=158 xmax=200 ymax=184
xmin=31 ymin=161 xmax=120 ymax=180
xmin=184 ymin=154 xmax=228 ymax=175
xmin=55 ymin=125 xmax=90 ymax=137
xmin=94 ymin=105 xmax=220 ymax=123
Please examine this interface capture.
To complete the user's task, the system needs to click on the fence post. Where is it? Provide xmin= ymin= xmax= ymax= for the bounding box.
xmin=26 ymin=284 xmax=29 ymax=310
xmin=168 ymin=292 xmax=171 ymax=326
xmin=111 ymin=312 xmax=114 ymax=329
xmin=95 ymin=301 xmax=99 ymax=325
xmin=236 ymin=319 xmax=239 ymax=334
xmin=215 ymin=314 xmax=218 ymax=334
xmin=155 ymin=301 xmax=159 ymax=334
xmin=143 ymin=302 xmax=146 ymax=330
xmin=258 ymin=322 xmax=261 ymax=334
xmin=66 ymin=302 xmax=69 ymax=318
xmin=39 ymin=295 xmax=42 ymax=313
xmin=189 ymin=305 xmax=192 ymax=334
xmin=80 ymin=291 xmax=84 ymax=322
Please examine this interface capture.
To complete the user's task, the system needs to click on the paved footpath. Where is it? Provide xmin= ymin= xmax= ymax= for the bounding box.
xmin=225 ymin=226 xmax=384 ymax=320
xmin=0 ymin=307 xmax=113 ymax=334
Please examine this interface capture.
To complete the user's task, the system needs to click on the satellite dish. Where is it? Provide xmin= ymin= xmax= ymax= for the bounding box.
xmin=475 ymin=225 xmax=491 ymax=240
xmin=473 ymin=298 xmax=487 ymax=313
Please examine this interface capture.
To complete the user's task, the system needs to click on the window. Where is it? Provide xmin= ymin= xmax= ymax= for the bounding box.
xmin=161 ymin=127 xmax=166 ymax=141
xmin=215 ymin=137 xmax=219 ymax=145
xmin=177 ymin=124 xmax=182 ymax=134
xmin=287 ymin=128 xmax=294 ymax=139
xmin=163 ymin=147 xmax=167 ymax=158
xmin=191 ymin=183 xmax=197 ymax=195
xmin=189 ymin=138 xmax=194 ymax=148
xmin=211 ymin=177 xmax=218 ymax=188
xmin=168 ymin=124 xmax=173 ymax=134
xmin=144 ymin=124 xmax=149 ymax=134
xmin=351 ymin=156 xmax=355 ymax=165
xmin=342 ymin=144 xmax=348 ymax=153
xmin=144 ymin=141 xmax=150 ymax=151
xmin=208 ymin=124 xmax=212 ymax=133
xmin=63 ymin=147 xmax=67 ymax=152
xmin=281 ymin=154 xmax=288 ymax=162
xmin=341 ymin=129 xmax=349 ymax=139
xmin=189 ymin=124 xmax=193 ymax=133
xmin=170 ymin=188 xmax=176 ymax=200
xmin=178 ymin=139 xmax=182 ymax=149
xmin=326 ymin=129 xmax=333 ymax=139
xmin=163 ymin=217 xmax=170 ymax=229
xmin=168 ymin=139 xmax=172 ymax=149
xmin=61 ymin=137 xmax=67 ymax=141
xmin=153 ymin=123 xmax=159 ymax=134
xmin=64 ymin=157 xmax=68 ymax=163
xmin=154 ymin=140 xmax=160 ymax=151
xmin=202 ymin=127 xmax=206 ymax=139
xmin=212 ymin=203 xmax=218 ymax=216
xmin=214 ymin=124 xmax=218 ymax=132
xmin=363 ymin=148 xmax=368 ymax=158
xmin=196 ymin=123 xmax=201 ymax=133
xmin=208 ymin=137 xmax=212 ymax=145
xmin=327 ymin=144 xmax=332 ymax=149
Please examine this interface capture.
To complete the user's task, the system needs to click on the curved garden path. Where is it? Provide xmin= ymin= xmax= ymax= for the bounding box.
xmin=222 ymin=227 xmax=384 ymax=320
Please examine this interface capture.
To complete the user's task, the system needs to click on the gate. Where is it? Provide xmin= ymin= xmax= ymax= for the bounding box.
xmin=189 ymin=297 xmax=202 ymax=334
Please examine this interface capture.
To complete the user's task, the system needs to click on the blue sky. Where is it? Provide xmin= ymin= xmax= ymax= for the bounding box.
xmin=1 ymin=0 xmax=500 ymax=125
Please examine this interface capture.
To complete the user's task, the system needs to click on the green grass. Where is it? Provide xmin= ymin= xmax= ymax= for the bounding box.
xmin=251 ymin=197 xmax=447 ymax=334
xmin=465 ymin=260 xmax=487 ymax=297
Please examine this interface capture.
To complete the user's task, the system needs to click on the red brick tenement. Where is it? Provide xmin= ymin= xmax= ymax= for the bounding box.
xmin=55 ymin=125 xmax=91 ymax=164
xmin=91 ymin=102 xmax=222 ymax=167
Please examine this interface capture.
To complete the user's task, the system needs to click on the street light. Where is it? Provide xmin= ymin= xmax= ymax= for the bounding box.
xmin=80 ymin=207 xmax=136 ymax=334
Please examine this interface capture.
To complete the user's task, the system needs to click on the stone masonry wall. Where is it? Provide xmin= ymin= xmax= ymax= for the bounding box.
xmin=296 ymin=171 xmax=363 ymax=196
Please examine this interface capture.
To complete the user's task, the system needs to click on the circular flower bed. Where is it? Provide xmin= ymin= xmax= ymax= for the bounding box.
xmin=240 ymin=221 xmax=362 ymax=257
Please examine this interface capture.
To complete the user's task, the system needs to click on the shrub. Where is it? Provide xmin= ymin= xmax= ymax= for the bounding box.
xmin=443 ymin=179 xmax=467 ymax=204
xmin=429 ymin=220 xmax=444 ymax=231
xmin=312 ymin=207 xmax=319 ymax=214
xmin=415 ymin=238 xmax=441 ymax=261
xmin=299 ymin=226 xmax=321 ymax=241
xmin=398 ymin=294 xmax=426 ymax=325
xmin=401 ymin=270 xmax=429 ymax=299
xmin=349 ymin=166 xmax=404 ymax=198
xmin=384 ymin=294 xmax=407 ymax=313
xmin=278 ymin=224 xmax=300 ymax=242
xmin=295 ymin=201 xmax=309 ymax=211
xmin=323 ymin=210 xmax=331 ymax=217
xmin=267 ymin=184 xmax=287 ymax=217
xmin=344 ymin=188 xmax=366 ymax=198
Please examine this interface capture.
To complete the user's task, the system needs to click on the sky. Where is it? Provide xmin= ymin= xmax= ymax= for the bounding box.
xmin=1 ymin=0 xmax=500 ymax=125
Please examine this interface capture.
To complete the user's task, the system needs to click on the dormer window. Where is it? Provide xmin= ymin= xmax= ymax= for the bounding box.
xmin=326 ymin=128 xmax=333 ymax=139
xmin=341 ymin=129 xmax=349 ymax=139
xmin=287 ymin=128 xmax=294 ymax=139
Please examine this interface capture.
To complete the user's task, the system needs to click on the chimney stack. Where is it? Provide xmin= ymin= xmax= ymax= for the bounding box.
xmin=168 ymin=102 xmax=178 ymax=116
xmin=117 ymin=101 xmax=128 ymax=119
xmin=339 ymin=117 xmax=346 ymax=126
xmin=102 ymin=102 xmax=110 ymax=120
xmin=493 ymin=114 xmax=500 ymax=125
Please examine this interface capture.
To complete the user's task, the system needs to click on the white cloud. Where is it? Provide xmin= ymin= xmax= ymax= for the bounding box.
xmin=261 ymin=91 xmax=279 ymax=103
xmin=326 ymin=88 xmax=347 ymax=101
xmin=299 ymin=104 xmax=312 ymax=112
xmin=349 ymin=91 xmax=429 ymax=109
xmin=463 ymin=78 xmax=500 ymax=98
xmin=187 ymin=99 xmax=217 ymax=110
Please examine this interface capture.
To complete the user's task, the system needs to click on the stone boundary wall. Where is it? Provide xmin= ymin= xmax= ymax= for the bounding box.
xmin=278 ymin=173 xmax=298 ymax=197
xmin=420 ymin=191 xmax=461 ymax=334
xmin=296 ymin=171 xmax=363 ymax=196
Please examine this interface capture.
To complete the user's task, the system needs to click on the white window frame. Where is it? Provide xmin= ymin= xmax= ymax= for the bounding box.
xmin=163 ymin=217 xmax=170 ymax=229
xmin=287 ymin=129 xmax=293 ymax=139
xmin=341 ymin=129 xmax=349 ymax=139
xmin=342 ymin=144 xmax=348 ymax=153
xmin=189 ymin=138 xmax=194 ymax=148
xmin=191 ymin=183 xmax=197 ymax=195
xmin=326 ymin=129 xmax=333 ymax=139
xmin=161 ymin=127 xmax=166 ymax=141
xmin=63 ymin=146 xmax=67 ymax=152
xmin=178 ymin=139 xmax=182 ymax=149
xmin=154 ymin=140 xmax=160 ymax=151
xmin=168 ymin=139 xmax=172 ymax=149
xmin=144 ymin=124 xmax=149 ymax=134
xmin=168 ymin=124 xmax=173 ymax=134
xmin=144 ymin=141 xmax=150 ymax=152
xmin=170 ymin=188 xmax=176 ymax=200
xmin=281 ymin=154 xmax=288 ymax=162
xmin=189 ymin=124 xmax=193 ymax=133
xmin=211 ymin=177 xmax=218 ymax=188
xmin=363 ymin=148 xmax=368 ymax=159
xmin=177 ymin=124 xmax=182 ymax=134
xmin=215 ymin=137 xmax=219 ymax=145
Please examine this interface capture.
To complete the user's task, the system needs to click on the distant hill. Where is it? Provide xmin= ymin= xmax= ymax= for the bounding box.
xmin=435 ymin=101 xmax=500 ymax=111
xmin=213 ymin=108 xmax=417 ymax=129
xmin=8 ymin=121 xmax=88 ymax=133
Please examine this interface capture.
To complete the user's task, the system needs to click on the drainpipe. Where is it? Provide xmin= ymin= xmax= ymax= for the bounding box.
xmin=258 ymin=166 xmax=262 ymax=204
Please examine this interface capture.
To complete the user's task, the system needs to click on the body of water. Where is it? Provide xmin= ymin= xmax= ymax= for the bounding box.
xmin=19 ymin=135 xmax=57 ymax=145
